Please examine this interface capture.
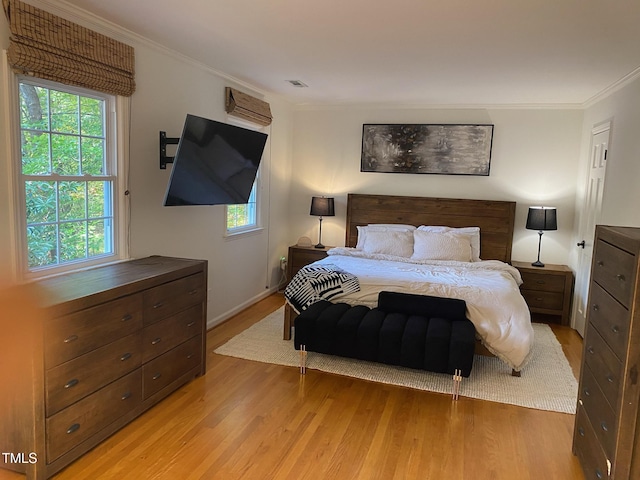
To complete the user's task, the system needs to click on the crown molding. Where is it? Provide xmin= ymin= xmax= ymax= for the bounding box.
xmin=27 ymin=0 xmax=269 ymax=99
xmin=582 ymin=66 xmax=640 ymax=109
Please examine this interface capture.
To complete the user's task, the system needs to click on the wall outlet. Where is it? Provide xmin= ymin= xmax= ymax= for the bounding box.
xmin=280 ymin=256 xmax=287 ymax=271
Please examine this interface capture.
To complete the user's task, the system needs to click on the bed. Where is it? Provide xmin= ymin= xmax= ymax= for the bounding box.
xmin=284 ymin=194 xmax=534 ymax=373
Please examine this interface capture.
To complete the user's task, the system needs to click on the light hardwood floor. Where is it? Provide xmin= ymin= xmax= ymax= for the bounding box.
xmin=1 ymin=293 xmax=586 ymax=480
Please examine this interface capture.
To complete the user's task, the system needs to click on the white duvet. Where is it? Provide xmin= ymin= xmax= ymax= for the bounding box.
xmin=313 ymin=247 xmax=534 ymax=371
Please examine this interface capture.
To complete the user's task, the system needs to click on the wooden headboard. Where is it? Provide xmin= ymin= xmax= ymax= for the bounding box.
xmin=345 ymin=194 xmax=516 ymax=263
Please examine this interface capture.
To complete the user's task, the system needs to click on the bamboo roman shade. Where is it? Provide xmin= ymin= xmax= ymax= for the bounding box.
xmin=2 ymin=0 xmax=135 ymax=96
xmin=225 ymin=87 xmax=272 ymax=126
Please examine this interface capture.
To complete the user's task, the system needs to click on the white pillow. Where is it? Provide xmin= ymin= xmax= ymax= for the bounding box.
xmin=356 ymin=224 xmax=415 ymax=250
xmin=411 ymin=230 xmax=473 ymax=262
xmin=361 ymin=229 xmax=414 ymax=257
xmin=417 ymin=226 xmax=481 ymax=261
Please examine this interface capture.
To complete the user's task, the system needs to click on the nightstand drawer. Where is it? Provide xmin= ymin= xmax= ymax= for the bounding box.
xmin=520 ymin=289 xmax=564 ymax=311
xmin=291 ymin=249 xmax=328 ymax=268
xmin=593 ymin=239 xmax=635 ymax=308
xmin=520 ymin=272 xmax=566 ymax=292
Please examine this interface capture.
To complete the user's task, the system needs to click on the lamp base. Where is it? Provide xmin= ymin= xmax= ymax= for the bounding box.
xmin=531 ymin=260 xmax=545 ymax=268
xmin=314 ymin=243 xmax=325 ymax=249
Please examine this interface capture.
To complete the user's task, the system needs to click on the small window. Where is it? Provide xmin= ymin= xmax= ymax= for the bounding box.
xmin=226 ymin=179 xmax=259 ymax=234
xmin=15 ymin=77 xmax=124 ymax=276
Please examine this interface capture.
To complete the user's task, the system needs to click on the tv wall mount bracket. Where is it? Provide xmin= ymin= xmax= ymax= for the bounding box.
xmin=159 ymin=131 xmax=179 ymax=169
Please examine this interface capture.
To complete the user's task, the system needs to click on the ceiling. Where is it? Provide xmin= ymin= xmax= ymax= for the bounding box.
xmin=59 ymin=0 xmax=640 ymax=106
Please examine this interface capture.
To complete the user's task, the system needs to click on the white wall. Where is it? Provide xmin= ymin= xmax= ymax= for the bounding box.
xmin=574 ymin=77 xmax=640 ymax=231
xmin=0 ymin=6 xmax=294 ymax=327
xmin=290 ymin=107 xmax=583 ymax=266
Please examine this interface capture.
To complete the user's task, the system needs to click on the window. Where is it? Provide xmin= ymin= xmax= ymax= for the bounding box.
xmin=226 ymin=179 xmax=259 ymax=234
xmin=16 ymin=77 xmax=123 ymax=275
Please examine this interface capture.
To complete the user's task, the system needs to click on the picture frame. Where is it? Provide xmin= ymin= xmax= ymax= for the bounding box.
xmin=361 ymin=124 xmax=494 ymax=176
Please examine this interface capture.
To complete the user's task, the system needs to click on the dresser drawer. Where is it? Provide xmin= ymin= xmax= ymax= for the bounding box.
xmin=45 ymin=293 xmax=143 ymax=368
xmin=519 ymin=272 xmax=566 ymax=292
xmin=593 ymin=239 xmax=635 ymax=308
xmin=143 ymin=273 xmax=205 ymax=325
xmin=520 ymin=289 xmax=564 ymax=311
xmin=584 ymin=324 xmax=622 ymax=409
xmin=142 ymin=335 xmax=202 ymax=399
xmin=574 ymin=404 xmax=611 ymax=480
xmin=142 ymin=304 xmax=203 ymax=363
xmin=588 ymin=282 xmax=630 ymax=356
xmin=46 ymin=332 xmax=142 ymax=416
xmin=46 ymin=369 xmax=142 ymax=463
xmin=579 ymin=364 xmax=617 ymax=461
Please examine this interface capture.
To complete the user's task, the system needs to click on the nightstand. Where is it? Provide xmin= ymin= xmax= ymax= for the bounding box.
xmin=283 ymin=244 xmax=333 ymax=340
xmin=512 ymin=261 xmax=574 ymax=326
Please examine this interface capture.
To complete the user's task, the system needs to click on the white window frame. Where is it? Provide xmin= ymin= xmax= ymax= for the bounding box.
xmin=224 ymin=117 xmax=265 ymax=237
xmin=9 ymin=74 xmax=129 ymax=279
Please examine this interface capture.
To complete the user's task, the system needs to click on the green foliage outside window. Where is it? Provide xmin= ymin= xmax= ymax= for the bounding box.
xmin=19 ymin=81 xmax=113 ymax=269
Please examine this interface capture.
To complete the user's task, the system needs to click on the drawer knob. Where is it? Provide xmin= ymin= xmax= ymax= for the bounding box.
xmin=616 ymin=274 xmax=625 ymax=282
xmin=121 ymin=314 xmax=133 ymax=322
xmin=121 ymin=391 xmax=132 ymax=401
xmin=66 ymin=423 xmax=80 ymax=434
xmin=612 ymin=325 xmax=620 ymax=334
xmin=597 ymin=260 xmax=604 ymax=267
xmin=187 ymin=353 xmax=194 ymax=360
xmin=152 ymin=373 xmax=162 ymax=380
xmin=587 ymin=346 xmax=595 ymax=354
xmin=601 ymin=422 xmax=608 ymax=432
xmin=592 ymin=304 xmax=599 ymax=312
xmin=187 ymin=321 xmax=196 ymax=327
xmin=64 ymin=378 xmax=79 ymax=389
xmin=583 ymin=388 xmax=591 ymax=397
xmin=536 ymin=280 xmax=545 ymax=285
xmin=536 ymin=297 xmax=543 ymax=302
xmin=189 ymin=289 xmax=199 ymax=295
xmin=120 ymin=352 xmax=132 ymax=361
xmin=151 ymin=338 xmax=162 ymax=345
xmin=578 ymin=427 xmax=585 ymax=437
xmin=595 ymin=470 xmax=603 ymax=479
xmin=64 ymin=334 xmax=79 ymax=344
xmin=153 ymin=302 xmax=163 ymax=309
xmin=607 ymin=374 xmax=615 ymax=383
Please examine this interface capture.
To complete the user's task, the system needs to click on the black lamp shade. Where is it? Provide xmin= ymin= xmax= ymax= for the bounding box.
xmin=310 ymin=197 xmax=335 ymax=217
xmin=526 ymin=207 xmax=557 ymax=231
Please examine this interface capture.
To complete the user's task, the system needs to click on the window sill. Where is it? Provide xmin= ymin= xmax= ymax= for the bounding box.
xmin=224 ymin=226 xmax=264 ymax=240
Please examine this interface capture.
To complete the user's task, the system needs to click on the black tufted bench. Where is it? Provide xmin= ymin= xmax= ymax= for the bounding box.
xmin=294 ymin=291 xmax=476 ymax=392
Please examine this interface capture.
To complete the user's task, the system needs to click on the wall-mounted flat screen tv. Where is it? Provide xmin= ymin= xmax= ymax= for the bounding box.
xmin=163 ymin=114 xmax=268 ymax=206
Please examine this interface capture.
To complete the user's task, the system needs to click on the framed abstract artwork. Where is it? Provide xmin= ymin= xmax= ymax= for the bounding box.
xmin=361 ymin=124 xmax=494 ymax=176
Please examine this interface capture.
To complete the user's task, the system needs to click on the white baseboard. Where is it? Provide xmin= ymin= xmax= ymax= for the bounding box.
xmin=206 ymin=287 xmax=279 ymax=330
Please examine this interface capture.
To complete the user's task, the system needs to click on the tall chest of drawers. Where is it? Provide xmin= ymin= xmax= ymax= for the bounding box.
xmin=1 ymin=256 xmax=207 ymax=480
xmin=573 ymin=226 xmax=640 ymax=480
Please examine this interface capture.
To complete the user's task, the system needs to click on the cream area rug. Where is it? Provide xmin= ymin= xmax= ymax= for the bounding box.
xmin=214 ymin=307 xmax=578 ymax=414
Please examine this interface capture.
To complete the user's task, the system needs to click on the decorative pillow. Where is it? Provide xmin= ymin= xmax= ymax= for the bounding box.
xmin=356 ymin=224 xmax=415 ymax=250
xmin=417 ymin=226 xmax=481 ymax=261
xmin=361 ymin=229 xmax=414 ymax=257
xmin=411 ymin=230 xmax=473 ymax=262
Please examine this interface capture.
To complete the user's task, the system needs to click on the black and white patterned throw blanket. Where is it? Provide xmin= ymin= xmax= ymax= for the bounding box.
xmin=284 ymin=263 xmax=360 ymax=312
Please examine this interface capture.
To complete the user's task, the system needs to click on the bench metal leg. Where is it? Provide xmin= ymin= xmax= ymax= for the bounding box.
xmin=299 ymin=344 xmax=307 ymax=374
xmin=452 ymin=369 xmax=462 ymax=400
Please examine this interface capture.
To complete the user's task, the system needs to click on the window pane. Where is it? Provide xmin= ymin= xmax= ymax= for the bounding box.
xmin=27 ymin=224 xmax=58 ymax=267
xmin=59 ymin=221 xmax=87 ymax=262
xmin=19 ymin=84 xmax=49 ymax=131
xmin=21 ymin=131 xmax=51 ymax=174
xmin=87 ymin=181 xmax=107 ymax=218
xmin=80 ymin=97 xmax=104 ymax=137
xmin=88 ymin=219 xmax=109 ymax=256
xmin=58 ymin=181 xmax=86 ymax=221
xmin=52 ymin=133 xmax=80 ymax=175
xmin=25 ymin=181 xmax=56 ymax=224
xmin=81 ymin=137 xmax=105 ymax=175
xmin=50 ymin=90 xmax=79 ymax=134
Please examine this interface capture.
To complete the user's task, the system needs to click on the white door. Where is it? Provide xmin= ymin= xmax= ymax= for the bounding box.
xmin=573 ymin=122 xmax=610 ymax=336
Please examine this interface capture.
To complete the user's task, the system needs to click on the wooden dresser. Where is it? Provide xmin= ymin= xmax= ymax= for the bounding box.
xmin=573 ymin=226 xmax=640 ymax=480
xmin=1 ymin=256 xmax=207 ymax=480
